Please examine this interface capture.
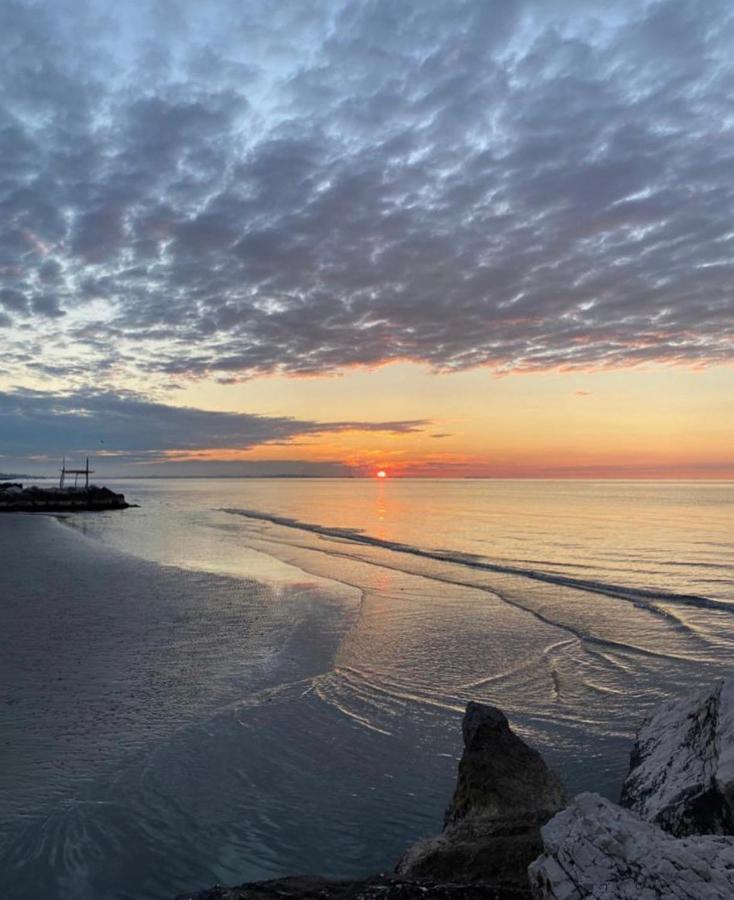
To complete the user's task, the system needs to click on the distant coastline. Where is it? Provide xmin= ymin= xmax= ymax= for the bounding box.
xmin=0 ymin=473 xmax=51 ymax=481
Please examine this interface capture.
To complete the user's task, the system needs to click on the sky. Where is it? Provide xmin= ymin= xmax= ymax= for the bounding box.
xmin=1 ymin=0 xmax=732 ymax=478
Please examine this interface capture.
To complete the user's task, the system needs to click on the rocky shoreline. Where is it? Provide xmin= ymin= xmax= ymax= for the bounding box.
xmin=178 ymin=678 xmax=734 ymax=900
xmin=0 ymin=481 xmax=130 ymax=512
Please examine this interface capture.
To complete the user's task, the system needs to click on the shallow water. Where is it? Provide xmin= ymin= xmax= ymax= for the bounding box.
xmin=2 ymin=479 xmax=733 ymax=899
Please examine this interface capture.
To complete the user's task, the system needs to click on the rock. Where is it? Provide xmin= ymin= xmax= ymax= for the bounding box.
xmin=396 ymin=702 xmax=568 ymax=894
xmin=620 ymin=678 xmax=734 ymax=835
xmin=0 ymin=483 xmax=130 ymax=512
xmin=528 ymin=792 xmax=734 ymax=900
xmin=176 ymin=874 xmax=527 ymax=900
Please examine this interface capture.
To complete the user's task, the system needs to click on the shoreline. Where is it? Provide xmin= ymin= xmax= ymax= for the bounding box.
xmin=0 ymin=515 xmax=378 ymax=900
xmin=4 ymin=484 xmax=734 ymax=899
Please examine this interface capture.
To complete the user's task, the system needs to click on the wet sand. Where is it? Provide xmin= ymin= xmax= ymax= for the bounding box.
xmin=2 ymin=515 xmax=422 ymax=900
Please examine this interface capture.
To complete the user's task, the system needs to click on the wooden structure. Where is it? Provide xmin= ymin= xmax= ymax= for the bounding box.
xmin=59 ymin=456 xmax=94 ymax=490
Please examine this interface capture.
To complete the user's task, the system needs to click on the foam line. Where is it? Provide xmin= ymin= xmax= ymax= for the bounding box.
xmin=221 ymin=508 xmax=731 ymax=614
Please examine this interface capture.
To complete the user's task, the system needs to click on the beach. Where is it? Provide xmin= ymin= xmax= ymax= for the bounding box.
xmin=2 ymin=479 xmax=733 ymax=899
xmin=1 ymin=514 xmax=405 ymax=899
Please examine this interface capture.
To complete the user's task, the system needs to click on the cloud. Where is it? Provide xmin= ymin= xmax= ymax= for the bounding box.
xmin=0 ymin=0 xmax=733 ymax=389
xmin=0 ymin=388 xmax=429 ymax=459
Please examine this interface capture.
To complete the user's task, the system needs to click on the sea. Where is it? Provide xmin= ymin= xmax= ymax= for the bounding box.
xmin=1 ymin=478 xmax=733 ymax=899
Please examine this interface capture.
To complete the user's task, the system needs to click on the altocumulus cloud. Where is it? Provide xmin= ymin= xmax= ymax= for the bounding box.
xmin=0 ymin=389 xmax=428 ymax=459
xmin=1 ymin=0 xmax=733 ymax=388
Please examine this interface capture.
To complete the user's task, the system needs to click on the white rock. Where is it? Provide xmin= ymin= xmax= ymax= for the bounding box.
xmin=621 ymin=678 xmax=734 ymax=835
xmin=528 ymin=792 xmax=734 ymax=900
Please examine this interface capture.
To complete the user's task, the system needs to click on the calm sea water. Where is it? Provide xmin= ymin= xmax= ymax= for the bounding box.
xmin=2 ymin=479 xmax=733 ymax=899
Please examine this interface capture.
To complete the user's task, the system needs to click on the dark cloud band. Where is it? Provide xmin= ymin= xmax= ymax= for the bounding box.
xmin=0 ymin=388 xmax=428 ymax=459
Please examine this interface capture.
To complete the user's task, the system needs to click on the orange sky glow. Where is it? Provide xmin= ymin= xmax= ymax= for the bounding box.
xmin=151 ymin=362 xmax=734 ymax=478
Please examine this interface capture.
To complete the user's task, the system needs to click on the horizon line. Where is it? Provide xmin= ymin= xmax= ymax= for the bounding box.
xmin=7 ymin=474 xmax=734 ymax=482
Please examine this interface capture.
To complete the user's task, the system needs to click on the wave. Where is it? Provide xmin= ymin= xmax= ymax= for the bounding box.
xmin=221 ymin=508 xmax=732 ymax=614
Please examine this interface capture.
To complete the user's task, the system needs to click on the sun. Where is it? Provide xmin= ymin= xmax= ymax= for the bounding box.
xmin=376 ymin=469 xmax=387 ymax=478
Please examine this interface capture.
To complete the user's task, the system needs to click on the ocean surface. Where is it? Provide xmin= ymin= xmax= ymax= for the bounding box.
xmin=1 ymin=478 xmax=733 ymax=899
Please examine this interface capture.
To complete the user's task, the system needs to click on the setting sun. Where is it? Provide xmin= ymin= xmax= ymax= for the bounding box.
xmin=376 ymin=470 xmax=387 ymax=478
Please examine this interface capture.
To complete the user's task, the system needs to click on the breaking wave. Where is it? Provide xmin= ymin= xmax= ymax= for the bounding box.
xmin=221 ymin=508 xmax=733 ymax=614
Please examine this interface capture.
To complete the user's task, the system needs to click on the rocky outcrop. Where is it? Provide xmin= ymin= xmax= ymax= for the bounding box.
xmin=179 ymin=703 xmax=566 ymax=900
xmin=621 ymin=678 xmax=734 ymax=835
xmin=528 ymin=792 xmax=734 ymax=900
xmin=396 ymin=702 xmax=568 ymax=894
xmin=177 ymin=874 xmax=527 ymax=900
xmin=0 ymin=483 xmax=130 ymax=512
xmin=530 ymin=678 xmax=734 ymax=898
xmin=180 ymin=684 xmax=734 ymax=900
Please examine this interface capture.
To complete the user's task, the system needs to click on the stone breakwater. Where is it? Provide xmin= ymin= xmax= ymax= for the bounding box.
xmin=0 ymin=482 xmax=129 ymax=512
xmin=179 ymin=678 xmax=734 ymax=900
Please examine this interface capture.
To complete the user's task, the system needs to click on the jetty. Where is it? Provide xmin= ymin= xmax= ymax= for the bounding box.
xmin=0 ymin=458 xmax=130 ymax=512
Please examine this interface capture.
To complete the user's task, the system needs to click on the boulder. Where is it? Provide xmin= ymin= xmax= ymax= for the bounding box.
xmin=396 ymin=702 xmax=568 ymax=894
xmin=621 ymin=678 xmax=734 ymax=835
xmin=528 ymin=792 xmax=734 ymax=900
